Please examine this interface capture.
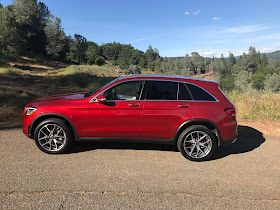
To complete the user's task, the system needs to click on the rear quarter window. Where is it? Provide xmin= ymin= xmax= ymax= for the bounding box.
xmin=187 ymin=83 xmax=216 ymax=101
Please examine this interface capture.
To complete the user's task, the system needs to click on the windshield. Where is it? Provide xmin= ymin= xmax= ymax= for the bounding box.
xmin=84 ymin=78 xmax=120 ymax=98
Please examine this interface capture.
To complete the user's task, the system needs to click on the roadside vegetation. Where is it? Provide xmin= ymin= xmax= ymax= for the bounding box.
xmin=0 ymin=0 xmax=280 ymax=122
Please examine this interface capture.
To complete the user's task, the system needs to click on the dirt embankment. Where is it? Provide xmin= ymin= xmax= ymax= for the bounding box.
xmin=237 ymin=118 xmax=280 ymax=137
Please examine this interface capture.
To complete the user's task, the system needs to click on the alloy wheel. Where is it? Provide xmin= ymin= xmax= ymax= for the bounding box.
xmin=37 ymin=124 xmax=67 ymax=152
xmin=183 ymin=131 xmax=212 ymax=159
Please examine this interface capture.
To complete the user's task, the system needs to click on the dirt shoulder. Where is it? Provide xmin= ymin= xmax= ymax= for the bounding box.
xmin=237 ymin=118 xmax=280 ymax=137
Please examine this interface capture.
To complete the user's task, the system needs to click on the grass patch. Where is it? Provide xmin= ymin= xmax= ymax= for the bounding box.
xmin=0 ymin=66 xmax=26 ymax=74
xmin=0 ymin=87 xmax=39 ymax=121
xmin=49 ymin=64 xmax=120 ymax=77
xmin=56 ymin=73 xmax=116 ymax=90
xmin=226 ymin=89 xmax=280 ymax=120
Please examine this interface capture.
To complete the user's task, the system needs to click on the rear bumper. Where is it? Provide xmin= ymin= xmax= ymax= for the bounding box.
xmin=220 ymin=136 xmax=237 ymax=146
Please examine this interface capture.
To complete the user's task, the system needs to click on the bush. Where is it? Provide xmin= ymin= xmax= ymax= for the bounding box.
xmin=95 ymin=56 xmax=105 ymax=66
xmin=264 ymin=73 xmax=280 ymax=92
xmin=219 ymin=76 xmax=235 ymax=91
xmin=251 ymin=72 xmax=265 ymax=90
xmin=234 ymin=70 xmax=250 ymax=91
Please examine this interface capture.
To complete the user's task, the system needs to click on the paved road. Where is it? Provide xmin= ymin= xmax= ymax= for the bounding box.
xmin=0 ymin=126 xmax=280 ymax=209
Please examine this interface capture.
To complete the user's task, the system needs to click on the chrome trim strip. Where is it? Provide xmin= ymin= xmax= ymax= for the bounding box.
xmin=90 ymin=79 xmax=145 ymax=103
xmin=186 ymin=82 xmax=219 ymax=102
xmin=90 ymin=78 xmax=219 ymax=103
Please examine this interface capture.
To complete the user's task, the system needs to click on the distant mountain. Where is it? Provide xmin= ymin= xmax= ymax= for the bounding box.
xmin=265 ymin=50 xmax=280 ymax=61
xmin=167 ymin=50 xmax=280 ymax=61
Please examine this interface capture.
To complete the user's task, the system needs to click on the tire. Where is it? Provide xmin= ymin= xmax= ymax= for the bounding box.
xmin=34 ymin=118 xmax=74 ymax=154
xmin=177 ymin=125 xmax=217 ymax=161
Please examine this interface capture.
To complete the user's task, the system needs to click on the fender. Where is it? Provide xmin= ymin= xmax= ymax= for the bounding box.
xmin=29 ymin=113 xmax=77 ymax=138
xmin=174 ymin=119 xmax=222 ymax=146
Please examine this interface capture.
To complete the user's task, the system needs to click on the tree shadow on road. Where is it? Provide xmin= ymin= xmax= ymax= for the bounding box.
xmin=210 ymin=125 xmax=265 ymax=160
xmin=69 ymin=126 xmax=265 ymax=159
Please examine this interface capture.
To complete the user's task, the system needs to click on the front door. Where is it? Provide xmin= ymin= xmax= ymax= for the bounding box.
xmin=86 ymin=80 xmax=145 ymax=138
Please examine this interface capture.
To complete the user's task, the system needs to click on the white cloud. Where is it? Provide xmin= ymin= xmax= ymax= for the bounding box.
xmin=211 ymin=17 xmax=220 ymax=21
xmin=227 ymin=25 xmax=271 ymax=33
xmin=125 ymin=38 xmax=146 ymax=44
xmin=259 ymin=48 xmax=275 ymax=53
xmin=202 ymin=51 xmax=215 ymax=56
xmin=193 ymin=10 xmax=200 ymax=15
xmin=185 ymin=11 xmax=191 ymax=15
xmin=240 ymin=33 xmax=280 ymax=43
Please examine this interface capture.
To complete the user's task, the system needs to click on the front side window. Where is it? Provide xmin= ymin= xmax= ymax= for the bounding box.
xmin=103 ymin=81 xmax=144 ymax=101
xmin=147 ymin=81 xmax=178 ymax=100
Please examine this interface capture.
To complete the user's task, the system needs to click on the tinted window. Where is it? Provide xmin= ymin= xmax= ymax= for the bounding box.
xmin=187 ymin=84 xmax=216 ymax=101
xmin=179 ymin=83 xmax=192 ymax=100
xmin=147 ymin=81 xmax=178 ymax=100
xmin=104 ymin=81 xmax=143 ymax=100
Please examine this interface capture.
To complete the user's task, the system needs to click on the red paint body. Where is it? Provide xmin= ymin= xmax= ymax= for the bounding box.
xmin=23 ymin=75 xmax=237 ymax=144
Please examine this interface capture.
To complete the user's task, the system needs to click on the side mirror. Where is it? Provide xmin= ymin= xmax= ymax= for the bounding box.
xmin=96 ymin=94 xmax=106 ymax=103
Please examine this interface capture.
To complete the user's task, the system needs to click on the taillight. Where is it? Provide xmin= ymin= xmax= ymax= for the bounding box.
xmin=224 ymin=108 xmax=236 ymax=116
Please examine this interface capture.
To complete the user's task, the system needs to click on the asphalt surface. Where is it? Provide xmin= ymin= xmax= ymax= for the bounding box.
xmin=0 ymin=126 xmax=280 ymax=209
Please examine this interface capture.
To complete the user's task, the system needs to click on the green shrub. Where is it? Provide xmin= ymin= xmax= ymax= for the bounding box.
xmin=251 ymin=72 xmax=265 ymax=90
xmin=234 ymin=70 xmax=250 ymax=91
xmin=264 ymin=73 xmax=280 ymax=92
xmin=95 ymin=56 xmax=105 ymax=66
xmin=219 ymin=76 xmax=235 ymax=91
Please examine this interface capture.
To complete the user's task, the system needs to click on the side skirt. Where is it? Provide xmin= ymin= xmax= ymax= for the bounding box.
xmin=75 ymin=137 xmax=176 ymax=145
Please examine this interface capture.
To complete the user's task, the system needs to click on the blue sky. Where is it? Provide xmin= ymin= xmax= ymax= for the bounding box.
xmin=2 ymin=0 xmax=280 ymax=57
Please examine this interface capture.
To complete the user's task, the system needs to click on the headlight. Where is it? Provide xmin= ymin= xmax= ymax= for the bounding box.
xmin=25 ymin=107 xmax=37 ymax=116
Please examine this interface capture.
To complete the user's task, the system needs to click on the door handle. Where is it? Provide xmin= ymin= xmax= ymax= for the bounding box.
xmin=178 ymin=104 xmax=190 ymax=108
xmin=128 ymin=103 xmax=140 ymax=107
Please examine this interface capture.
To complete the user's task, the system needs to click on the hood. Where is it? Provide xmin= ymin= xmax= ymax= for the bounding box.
xmin=27 ymin=93 xmax=86 ymax=106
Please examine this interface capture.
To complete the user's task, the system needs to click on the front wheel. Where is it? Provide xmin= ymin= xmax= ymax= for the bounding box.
xmin=34 ymin=118 xmax=73 ymax=154
xmin=177 ymin=125 xmax=217 ymax=161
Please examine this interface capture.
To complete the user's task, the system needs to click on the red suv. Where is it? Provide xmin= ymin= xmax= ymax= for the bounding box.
xmin=23 ymin=75 xmax=237 ymax=161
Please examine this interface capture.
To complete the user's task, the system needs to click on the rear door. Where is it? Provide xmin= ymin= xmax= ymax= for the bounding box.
xmin=140 ymin=80 xmax=197 ymax=140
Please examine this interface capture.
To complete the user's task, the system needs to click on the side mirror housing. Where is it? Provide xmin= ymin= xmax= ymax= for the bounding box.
xmin=96 ymin=94 xmax=106 ymax=103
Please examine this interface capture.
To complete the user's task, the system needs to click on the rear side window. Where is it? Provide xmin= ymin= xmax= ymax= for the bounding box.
xmin=178 ymin=83 xmax=192 ymax=100
xmin=187 ymin=84 xmax=216 ymax=101
xmin=147 ymin=81 xmax=177 ymax=100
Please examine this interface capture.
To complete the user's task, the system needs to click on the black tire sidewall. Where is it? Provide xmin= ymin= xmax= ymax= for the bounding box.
xmin=177 ymin=125 xmax=217 ymax=161
xmin=34 ymin=118 xmax=73 ymax=154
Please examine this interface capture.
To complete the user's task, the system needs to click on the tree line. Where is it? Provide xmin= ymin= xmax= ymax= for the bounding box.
xmin=0 ymin=0 xmax=160 ymax=72
xmin=1 ymin=0 xmax=280 ymax=92
xmin=157 ymin=47 xmax=280 ymax=92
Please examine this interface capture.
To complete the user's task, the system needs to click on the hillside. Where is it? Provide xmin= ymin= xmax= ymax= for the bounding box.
xmin=266 ymin=50 xmax=280 ymax=60
xmin=168 ymin=50 xmax=280 ymax=61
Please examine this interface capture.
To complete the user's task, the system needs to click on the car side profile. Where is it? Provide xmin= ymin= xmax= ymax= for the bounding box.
xmin=22 ymin=75 xmax=237 ymax=161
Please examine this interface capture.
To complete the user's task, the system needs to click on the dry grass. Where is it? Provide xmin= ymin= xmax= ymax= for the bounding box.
xmin=226 ymin=89 xmax=280 ymax=120
xmin=0 ymin=64 xmax=26 ymax=75
xmin=47 ymin=64 xmax=121 ymax=77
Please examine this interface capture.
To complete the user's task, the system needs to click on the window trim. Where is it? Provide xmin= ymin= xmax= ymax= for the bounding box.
xmin=146 ymin=80 xmax=179 ymax=101
xmin=185 ymin=82 xmax=219 ymax=102
xmin=90 ymin=78 xmax=219 ymax=102
xmin=90 ymin=80 xmax=146 ymax=102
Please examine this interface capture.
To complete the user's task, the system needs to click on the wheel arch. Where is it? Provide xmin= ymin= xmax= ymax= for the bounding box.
xmin=29 ymin=113 xmax=77 ymax=139
xmin=174 ymin=119 xmax=221 ymax=146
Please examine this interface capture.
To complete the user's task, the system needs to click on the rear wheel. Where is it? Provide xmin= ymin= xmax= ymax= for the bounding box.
xmin=34 ymin=118 xmax=73 ymax=154
xmin=177 ymin=125 xmax=217 ymax=161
